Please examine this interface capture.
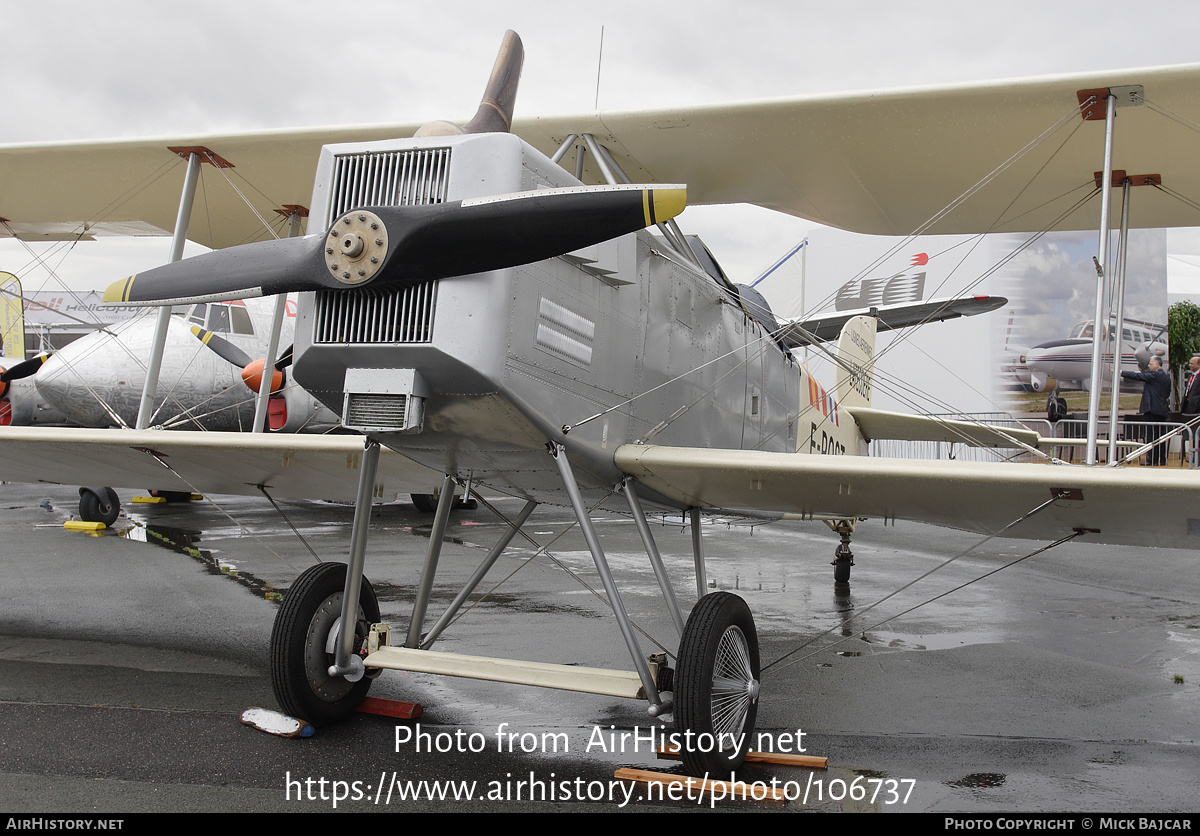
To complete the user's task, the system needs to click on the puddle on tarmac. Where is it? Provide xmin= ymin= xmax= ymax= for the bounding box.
xmin=117 ymin=520 xmax=279 ymax=601
xmin=947 ymin=772 xmax=1007 ymax=789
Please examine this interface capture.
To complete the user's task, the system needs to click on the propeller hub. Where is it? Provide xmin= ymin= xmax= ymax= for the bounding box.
xmin=325 ymin=210 xmax=388 ymax=285
xmin=339 ymin=233 xmax=365 ymax=259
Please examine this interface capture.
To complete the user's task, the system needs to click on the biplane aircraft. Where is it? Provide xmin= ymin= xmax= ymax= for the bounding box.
xmin=1 ymin=31 xmax=1199 ymax=777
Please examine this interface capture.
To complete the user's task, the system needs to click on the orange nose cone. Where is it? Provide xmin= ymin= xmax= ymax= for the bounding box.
xmin=241 ymin=359 xmax=283 ymax=394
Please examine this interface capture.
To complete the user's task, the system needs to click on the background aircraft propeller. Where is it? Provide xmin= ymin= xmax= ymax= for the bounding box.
xmin=0 ymin=352 xmax=51 ymax=398
xmin=190 ymin=326 xmax=292 ymax=394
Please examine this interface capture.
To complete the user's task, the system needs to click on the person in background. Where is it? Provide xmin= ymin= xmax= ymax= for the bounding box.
xmin=1122 ymin=355 xmax=1172 ymax=465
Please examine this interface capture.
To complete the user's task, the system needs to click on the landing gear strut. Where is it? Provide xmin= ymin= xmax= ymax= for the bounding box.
xmin=1047 ymin=393 xmax=1068 ymax=422
xmin=827 ymin=519 xmax=856 ymax=583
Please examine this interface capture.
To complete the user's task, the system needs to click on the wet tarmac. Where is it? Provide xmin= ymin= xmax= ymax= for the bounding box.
xmin=0 ymin=481 xmax=1197 ymax=813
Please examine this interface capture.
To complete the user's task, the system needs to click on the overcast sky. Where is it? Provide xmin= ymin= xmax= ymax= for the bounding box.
xmin=3 ymin=0 xmax=1199 ymax=412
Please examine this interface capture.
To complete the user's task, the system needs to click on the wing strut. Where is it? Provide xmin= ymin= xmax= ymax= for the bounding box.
xmin=550 ymin=443 xmax=666 ymax=715
xmin=251 ymin=207 xmax=306 ymax=433
xmin=1083 ymin=86 xmax=1148 ymax=464
xmin=136 ymin=151 xmax=202 ymax=429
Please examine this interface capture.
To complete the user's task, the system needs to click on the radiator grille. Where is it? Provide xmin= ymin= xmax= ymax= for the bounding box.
xmin=328 ymin=148 xmax=451 ymax=217
xmin=314 ymin=285 xmax=436 ymax=344
xmin=344 ymin=393 xmax=409 ymax=429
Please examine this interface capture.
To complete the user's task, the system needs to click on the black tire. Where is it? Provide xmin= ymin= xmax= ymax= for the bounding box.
xmin=833 ymin=557 xmax=852 ymax=583
xmin=79 ymin=488 xmax=119 ymax=526
xmin=675 ymin=592 xmax=760 ymax=777
xmin=270 ymin=562 xmax=379 ymax=726
xmin=150 ymin=490 xmax=192 ymax=503
xmin=411 ymin=493 xmax=438 ymax=513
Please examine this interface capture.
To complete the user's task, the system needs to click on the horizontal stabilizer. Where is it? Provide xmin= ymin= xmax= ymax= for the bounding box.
xmin=780 ymin=295 xmax=1007 ymax=347
xmin=846 ymin=407 xmax=1041 ymax=448
xmin=103 ymin=184 xmax=686 ymax=306
xmin=616 ymin=443 xmax=1200 ymax=550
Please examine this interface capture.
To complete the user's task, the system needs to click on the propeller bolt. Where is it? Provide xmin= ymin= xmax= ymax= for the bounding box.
xmin=343 ymin=272 xmax=351 ymax=279
xmin=370 ymin=222 xmax=379 ymax=230
xmin=326 ymin=247 xmax=334 ymax=255
xmin=370 ymin=257 xmax=378 ymax=264
xmin=358 ymin=214 xmax=366 ymax=222
xmin=375 ymin=239 xmax=383 ymax=246
xmin=358 ymin=269 xmax=366 ymax=277
xmin=339 ymin=233 xmax=365 ymax=259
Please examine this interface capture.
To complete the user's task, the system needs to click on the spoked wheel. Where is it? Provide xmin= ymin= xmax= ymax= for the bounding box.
xmin=270 ymin=562 xmax=379 ymax=726
xmin=675 ymin=592 xmax=760 ymax=777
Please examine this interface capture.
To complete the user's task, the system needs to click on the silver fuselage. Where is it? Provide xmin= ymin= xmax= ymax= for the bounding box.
xmin=292 ymin=133 xmax=804 ymax=507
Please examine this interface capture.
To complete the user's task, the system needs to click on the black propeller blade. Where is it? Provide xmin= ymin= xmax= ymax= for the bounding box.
xmin=415 ymin=30 xmax=524 ymax=137
xmin=0 ymin=352 xmax=51 ymax=383
xmin=103 ymin=184 xmax=686 ymax=306
xmin=190 ymin=326 xmax=252 ymax=368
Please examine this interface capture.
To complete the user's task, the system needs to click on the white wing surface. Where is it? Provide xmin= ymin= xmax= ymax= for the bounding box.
xmin=0 ymin=427 xmax=441 ymax=502
xmin=616 ymin=444 xmax=1200 ymax=550
xmin=3 ymin=64 xmax=1199 ymax=246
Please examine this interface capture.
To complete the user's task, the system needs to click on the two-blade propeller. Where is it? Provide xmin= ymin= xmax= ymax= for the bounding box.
xmin=104 ymin=184 xmax=687 ymax=306
xmin=101 ymin=28 xmax=686 ymax=319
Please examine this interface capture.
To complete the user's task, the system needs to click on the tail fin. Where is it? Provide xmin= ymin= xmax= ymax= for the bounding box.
xmin=835 ymin=314 xmax=876 ymax=409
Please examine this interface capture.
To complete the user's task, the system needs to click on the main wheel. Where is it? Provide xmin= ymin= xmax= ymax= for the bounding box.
xmin=270 ymin=562 xmax=379 ymax=726
xmin=78 ymin=488 xmax=119 ymax=526
xmin=675 ymin=592 xmax=760 ymax=777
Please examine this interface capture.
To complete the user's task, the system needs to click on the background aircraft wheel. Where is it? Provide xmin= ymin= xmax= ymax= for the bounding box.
xmin=675 ymin=592 xmax=759 ymax=777
xmin=150 ymin=490 xmax=192 ymax=503
xmin=1047 ymin=395 xmax=1068 ymax=422
xmin=78 ymin=487 xmax=119 ymax=526
xmin=410 ymin=493 xmax=437 ymax=513
xmin=270 ymin=562 xmax=379 ymax=726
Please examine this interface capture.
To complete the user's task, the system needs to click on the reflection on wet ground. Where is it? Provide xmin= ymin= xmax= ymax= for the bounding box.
xmin=4 ymin=483 xmax=1199 ymax=811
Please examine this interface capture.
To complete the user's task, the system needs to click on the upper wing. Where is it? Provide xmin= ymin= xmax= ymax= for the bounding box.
xmin=0 ymin=426 xmax=442 ymax=502
xmin=4 ymin=64 xmax=1199 ymax=246
xmin=780 ymin=295 xmax=1007 ymax=347
xmin=615 ymin=444 xmax=1200 ymax=550
xmin=0 ymin=125 xmax=422 ymax=250
xmin=519 ymin=63 xmax=1200 ymax=235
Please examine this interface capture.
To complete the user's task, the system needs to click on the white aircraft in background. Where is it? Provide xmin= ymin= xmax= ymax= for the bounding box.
xmin=32 ymin=295 xmax=340 ymax=433
xmin=1024 ymin=317 xmax=1167 ymax=419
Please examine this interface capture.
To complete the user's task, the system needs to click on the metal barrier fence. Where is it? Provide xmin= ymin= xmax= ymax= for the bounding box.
xmin=869 ymin=413 xmax=1198 ymax=468
xmin=1048 ymin=418 xmax=1197 ymax=468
